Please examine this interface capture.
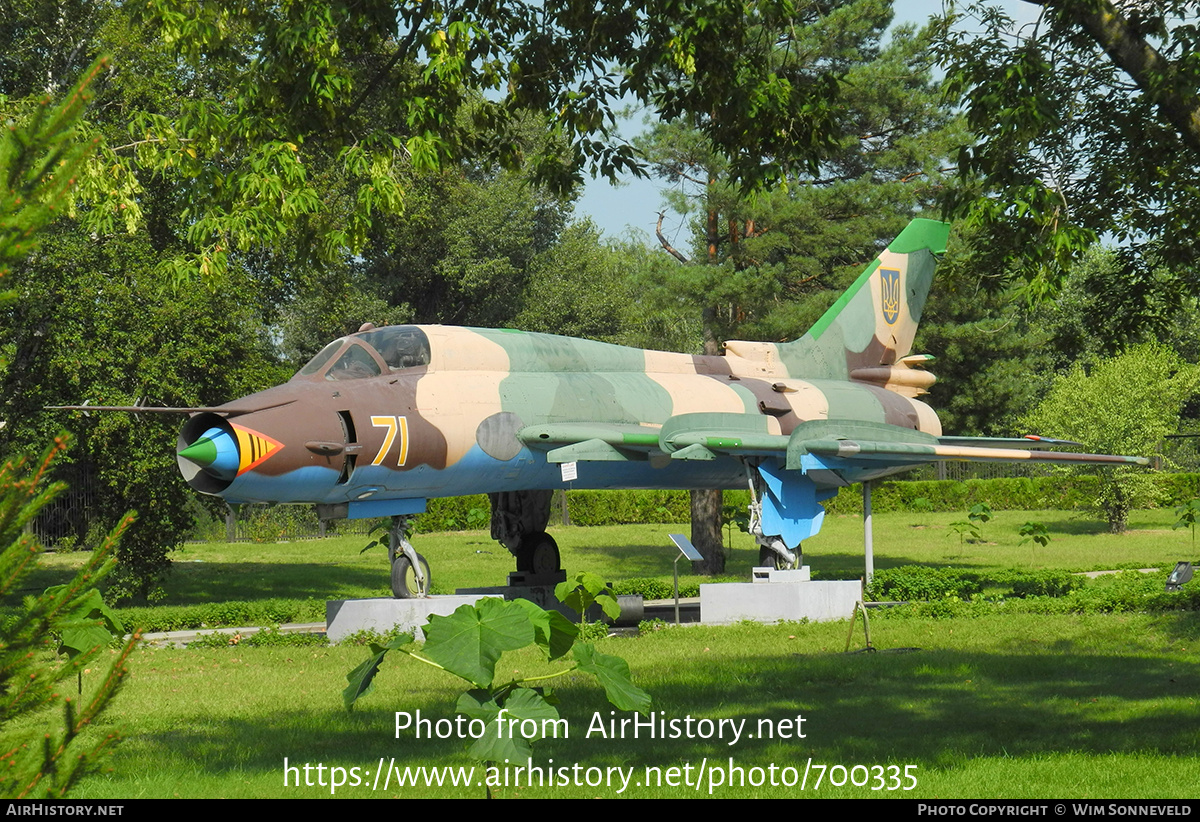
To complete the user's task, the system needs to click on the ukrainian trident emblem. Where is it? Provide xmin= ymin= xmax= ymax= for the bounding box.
xmin=880 ymin=268 xmax=901 ymax=325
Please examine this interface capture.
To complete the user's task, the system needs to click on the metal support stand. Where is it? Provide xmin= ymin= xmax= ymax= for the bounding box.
xmin=863 ymin=480 xmax=874 ymax=585
xmin=844 ymin=600 xmax=874 ymax=653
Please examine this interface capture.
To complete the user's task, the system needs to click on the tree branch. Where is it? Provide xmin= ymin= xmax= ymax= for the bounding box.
xmin=344 ymin=1 xmax=430 ymax=125
xmin=655 ymin=211 xmax=690 ymax=263
xmin=1024 ymin=0 xmax=1200 ymax=154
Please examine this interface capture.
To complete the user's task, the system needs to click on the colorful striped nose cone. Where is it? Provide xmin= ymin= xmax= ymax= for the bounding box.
xmin=177 ymin=426 xmax=240 ymax=480
xmin=178 ymin=423 xmax=285 ymax=480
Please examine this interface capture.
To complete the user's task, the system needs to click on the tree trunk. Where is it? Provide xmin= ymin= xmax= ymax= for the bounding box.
xmin=1104 ymin=479 xmax=1130 ymax=534
xmin=691 ymin=290 xmax=726 ymax=574
xmin=690 ymin=487 xmax=725 ymax=574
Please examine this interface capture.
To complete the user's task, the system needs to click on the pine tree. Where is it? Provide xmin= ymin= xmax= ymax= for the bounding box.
xmin=0 ymin=59 xmax=137 ymax=799
xmin=0 ymin=58 xmax=107 ymax=297
xmin=635 ymin=1 xmax=964 ymax=572
xmin=0 ymin=438 xmax=136 ymax=798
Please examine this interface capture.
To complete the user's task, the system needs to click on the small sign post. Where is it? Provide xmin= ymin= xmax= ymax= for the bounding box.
xmin=668 ymin=533 xmax=704 ymax=625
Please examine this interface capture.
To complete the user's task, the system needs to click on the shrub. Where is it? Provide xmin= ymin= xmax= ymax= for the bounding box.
xmin=866 ymin=566 xmax=982 ymax=602
xmin=1005 ymin=569 xmax=1082 ymax=599
xmin=614 ymin=577 xmax=673 ymax=600
xmin=116 ymin=597 xmax=325 ymax=633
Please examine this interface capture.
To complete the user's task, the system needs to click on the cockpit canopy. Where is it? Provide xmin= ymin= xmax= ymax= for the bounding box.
xmin=294 ymin=326 xmax=432 ymax=382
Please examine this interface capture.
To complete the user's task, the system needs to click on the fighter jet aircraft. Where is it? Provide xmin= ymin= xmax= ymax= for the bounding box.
xmin=56 ymin=219 xmax=1148 ymax=598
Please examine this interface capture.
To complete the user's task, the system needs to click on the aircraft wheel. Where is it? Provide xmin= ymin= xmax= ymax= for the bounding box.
xmin=391 ymin=552 xmax=431 ymax=598
xmin=758 ymin=545 xmax=781 ymax=570
xmin=517 ymin=531 xmax=561 ymax=574
xmin=758 ymin=545 xmax=800 ymax=570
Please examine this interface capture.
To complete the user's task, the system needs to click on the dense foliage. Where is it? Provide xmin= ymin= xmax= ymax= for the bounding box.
xmin=8 ymin=0 xmax=1200 ymax=595
xmin=1023 ymin=344 xmax=1200 ymax=532
xmin=935 ymin=1 xmax=1200 ymax=303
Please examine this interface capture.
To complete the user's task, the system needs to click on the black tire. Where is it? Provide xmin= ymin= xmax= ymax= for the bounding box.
xmin=516 ymin=531 xmax=561 ymax=573
xmin=391 ymin=552 xmax=431 ymax=598
xmin=758 ymin=544 xmax=801 ymax=570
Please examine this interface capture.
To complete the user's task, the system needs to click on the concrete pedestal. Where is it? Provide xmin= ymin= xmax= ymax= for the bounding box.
xmin=700 ymin=569 xmax=861 ymax=624
xmin=325 ymin=595 xmax=489 ymax=643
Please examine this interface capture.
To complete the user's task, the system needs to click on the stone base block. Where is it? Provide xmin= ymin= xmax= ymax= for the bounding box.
xmin=325 ymin=595 xmax=488 ymax=643
xmin=751 ymin=566 xmax=812 ymax=583
xmin=700 ymin=580 xmax=861 ymax=625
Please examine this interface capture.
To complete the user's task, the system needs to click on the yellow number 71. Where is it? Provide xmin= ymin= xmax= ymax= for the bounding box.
xmin=370 ymin=415 xmax=409 ymax=467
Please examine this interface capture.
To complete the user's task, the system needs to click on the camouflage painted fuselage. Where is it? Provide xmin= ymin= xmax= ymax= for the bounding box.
xmin=180 ymin=323 xmax=941 ymax=510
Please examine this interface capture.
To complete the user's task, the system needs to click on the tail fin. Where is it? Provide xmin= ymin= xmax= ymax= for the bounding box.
xmin=725 ymin=219 xmax=950 ymax=384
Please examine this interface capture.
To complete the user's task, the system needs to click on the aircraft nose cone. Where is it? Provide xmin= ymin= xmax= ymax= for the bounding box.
xmin=178 ymin=426 xmax=240 ymax=480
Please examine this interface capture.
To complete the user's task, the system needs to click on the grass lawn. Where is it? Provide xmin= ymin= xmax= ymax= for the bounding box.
xmin=31 ymin=508 xmax=1198 ymax=605
xmin=22 ymin=508 xmax=1200 ymax=799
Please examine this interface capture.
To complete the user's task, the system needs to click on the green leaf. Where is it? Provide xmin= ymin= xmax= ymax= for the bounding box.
xmin=595 ymin=593 xmax=621 ymax=621
xmin=511 ymin=598 xmax=577 ymax=661
xmin=555 ymin=571 xmax=616 ymax=621
xmin=47 ymin=586 xmax=124 ymax=659
xmin=343 ymin=650 xmax=384 ymax=711
xmin=573 ymin=642 xmax=652 ymax=714
xmin=423 ymin=599 xmax=534 ymax=688
xmin=58 ymin=625 xmax=113 ymax=661
xmin=968 ymin=503 xmax=992 ymax=524
xmin=457 ymin=687 xmax=561 ymax=763
xmin=342 ymin=632 xmax=414 ymax=711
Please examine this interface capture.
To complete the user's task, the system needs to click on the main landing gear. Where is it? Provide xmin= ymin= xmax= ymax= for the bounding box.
xmin=746 ymin=463 xmax=801 ymax=571
xmin=757 ymin=542 xmax=801 ymax=570
xmin=490 ymin=489 xmax=565 ymax=579
xmin=515 ymin=530 xmax=561 ymax=575
xmin=388 ymin=515 xmax=430 ymax=598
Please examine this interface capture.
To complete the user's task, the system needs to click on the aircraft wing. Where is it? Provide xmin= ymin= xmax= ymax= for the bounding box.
xmin=518 ymin=415 xmax=1148 ymax=468
xmin=935 ymin=434 xmax=1086 ymax=449
xmin=801 ymin=438 xmax=1148 ymax=466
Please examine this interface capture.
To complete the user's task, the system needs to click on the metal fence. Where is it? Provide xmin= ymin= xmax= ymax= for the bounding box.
xmin=29 ymin=475 xmax=97 ymax=548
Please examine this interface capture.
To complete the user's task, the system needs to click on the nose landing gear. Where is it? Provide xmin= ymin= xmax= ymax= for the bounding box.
xmin=388 ymin=515 xmax=430 ymax=598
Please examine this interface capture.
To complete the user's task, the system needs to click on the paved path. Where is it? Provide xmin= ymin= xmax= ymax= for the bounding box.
xmin=136 ymin=622 xmax=325 ymax=647
xmin=1076 ymin=568 xmax=1161 ymax=579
